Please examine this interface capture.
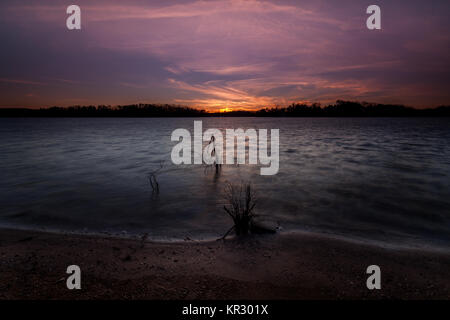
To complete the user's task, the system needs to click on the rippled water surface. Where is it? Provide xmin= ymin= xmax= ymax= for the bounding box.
xmin=1 ymin=117 xmax=449 ymax=247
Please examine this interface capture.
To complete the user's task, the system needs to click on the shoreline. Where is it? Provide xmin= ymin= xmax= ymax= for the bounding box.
xmin=0 ymin=227 xmax=449 ymax=299
xmin=2 ymin=223 xmax=449 ymax=254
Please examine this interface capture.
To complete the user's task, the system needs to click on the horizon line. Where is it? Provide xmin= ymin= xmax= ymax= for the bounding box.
xmin=2 ymin=100 xmax=450 ymax=113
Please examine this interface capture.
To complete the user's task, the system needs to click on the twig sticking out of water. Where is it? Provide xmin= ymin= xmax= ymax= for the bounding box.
xmin=148 ymin=161 xmax=165 ymax=193
xmin=203 ymin=136 xmax=222 ymax=179
xmin=220 ymin=182 xmax=257 ymax=239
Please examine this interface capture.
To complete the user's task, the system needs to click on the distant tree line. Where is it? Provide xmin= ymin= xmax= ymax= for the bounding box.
xmin=250 ymin=101 xmax=450 ymax=117
xmin=0 ymin=104 xmax=207 ymax=117
xmin=1 ymin=101 xmax=449 ymax=117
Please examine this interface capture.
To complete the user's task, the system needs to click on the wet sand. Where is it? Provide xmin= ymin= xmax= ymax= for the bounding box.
xmin=0 ymin=228 xmax=449 ymax=299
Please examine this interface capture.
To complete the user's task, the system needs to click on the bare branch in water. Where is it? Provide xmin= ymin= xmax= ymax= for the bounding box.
xmin=220 ymin=181 xmax=258 ymax=239
xmin=148 ymin=160 xmax=165 ymax=193
xmin=203 ymin=135 xmax=222 ymax=179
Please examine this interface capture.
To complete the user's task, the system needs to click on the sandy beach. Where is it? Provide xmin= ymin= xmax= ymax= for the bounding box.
xmin=0 ymin=228 xmax=448 ymax=300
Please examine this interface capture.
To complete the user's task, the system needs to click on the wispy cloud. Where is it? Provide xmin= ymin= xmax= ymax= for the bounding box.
xmin=0 ymin=78 xmax=47 ymax=86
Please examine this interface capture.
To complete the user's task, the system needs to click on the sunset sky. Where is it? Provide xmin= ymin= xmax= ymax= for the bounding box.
xmin=0 ymin=0 xmax=449 ymax=111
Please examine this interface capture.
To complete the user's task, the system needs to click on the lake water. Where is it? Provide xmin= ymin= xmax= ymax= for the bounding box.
xmin=0 ymin=117 xmax=449 ymax=249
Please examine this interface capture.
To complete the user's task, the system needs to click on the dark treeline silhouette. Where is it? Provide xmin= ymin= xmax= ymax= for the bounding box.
xmin=214 ymin=101 xmax=450 ymax=117
xmin=0 ymin=104 xmax=207 ymax=117
xmin=1 ymin=101 xmax=450 ymax=117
